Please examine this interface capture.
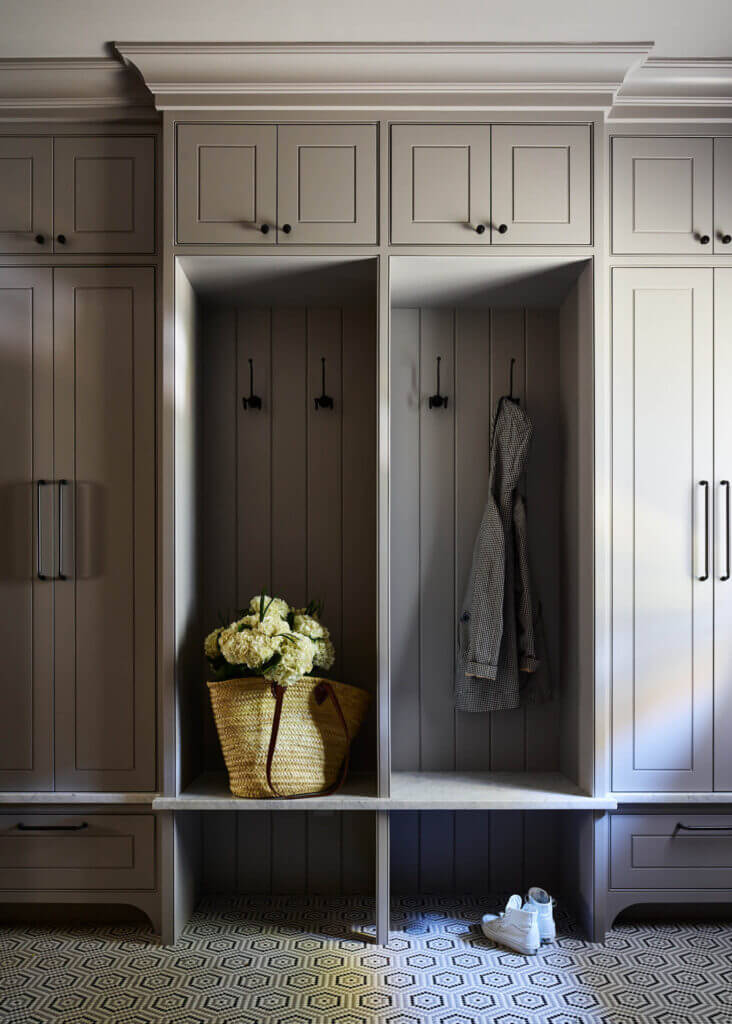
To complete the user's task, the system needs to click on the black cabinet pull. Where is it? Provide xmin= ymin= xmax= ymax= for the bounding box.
xmin=700 ymin=234 xmax=710 ymax=245
xmin=723 ymin=481 xmax=731 ymax=582
xmin=282 ymin=224 xmax=292 ymax=234
xmin=497 ymin=224 xmax=508 ymax=234
xmin=17 ymin=822 xmax=88 ymax=832
xmin=34 ymin=234 xmax=44 ymax=245
xmin=57 ymin=234 xmax=66 ymax=245
xmin=722 ymin=234 xmax=732 ymax=245
xmin=260 ymin=224 xmax=270 ymax=235
xmin=673 ymin=822 xmax=732 ymax=837
xmin=475 ymin=224 xmax=486 ymax=234
xmin=699 ymin=480 xmax=710 ymax=581
xmin=36 ymin=480 xmax=48 ymax=580
xmin=58 ymin=480 xmax=69 ymax=580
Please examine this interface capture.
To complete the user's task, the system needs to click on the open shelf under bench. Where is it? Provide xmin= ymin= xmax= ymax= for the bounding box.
xmin=153 ymin=771 xmax=616 ymax=811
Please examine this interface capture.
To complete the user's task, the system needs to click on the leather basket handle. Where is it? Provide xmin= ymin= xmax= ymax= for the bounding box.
xmin=265 ymin=681 xmax=351 ymax=799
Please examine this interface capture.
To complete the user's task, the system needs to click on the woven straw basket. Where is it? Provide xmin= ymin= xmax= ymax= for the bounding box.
xmin=207 ymin=676 xmax=370 ymax=799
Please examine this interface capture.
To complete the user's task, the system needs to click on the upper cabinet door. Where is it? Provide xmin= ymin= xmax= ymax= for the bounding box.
xmin=714 ymin=139 xmax=732 ymax=254
xmin=54 ymin=136 xmax=155 ymax=253
xmin=277 ymin=124 xmax=377 ymax=244
xmin=177 ymin=124 xmax=277 ymax=244
xmin=612 ymin=268 xmax=714 ymax=792
xmin=0 ymin=138 xmax=52 ymax=253
xmin=390 ymin=124 xmax=491 ymax=244
xmin=612 ymin=137 xmax=713 ymax=254
xmin=491 ymin=125 xmax=591 ymax=244
xmin=53 ymin=268 xmax=156 ymax=792
xmin=0 ymin=269 xmax=54 ymax=791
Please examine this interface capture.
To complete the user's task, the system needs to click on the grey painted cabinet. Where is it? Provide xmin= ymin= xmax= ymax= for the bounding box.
xmin=611 ymin=268 xmax=732 ymax=793
xmin=0 ymin=135 xmax=155 ymax=254
xmin=612 ymin=137 xmax=714 ymax=254
xmin=0 ymin=139 xmax=52 ymax=252
xmin=177 ymin=123 xmax=277 ymax=243
xmin=0 ymin=268 xmax=156 ymax=793
xmin=714 ymin=139 xmax=732 ymax=254
xmin=176 ymin=123 xmax=377 ymax=244
xmin=0 ymin=269 xmax=54 ymax=790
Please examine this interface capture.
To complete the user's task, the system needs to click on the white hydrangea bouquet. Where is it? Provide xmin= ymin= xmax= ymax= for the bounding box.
xmin=204 ymin=592 xmax=335 ymax=687
xmin=205 ymin=591 xmax=369 ymax=799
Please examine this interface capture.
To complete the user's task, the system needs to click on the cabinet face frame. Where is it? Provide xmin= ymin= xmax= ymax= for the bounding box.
xmin=714 ymin=269 xmax=732 ymax=790
xmin=277 ymin=123 xmax=378 ymax=244
xmin=491 ymin=124 xmax=592 ymax=244
xmin=0 ymin=137 xmax=53 ymax=253
xmin=390 ymin=123 xmax=492 ymax=244
xmin=714 ymin=138 xmax=732 ymax=255
xmin=612 ymin=136 xmax=714 ymax=255
xmin=611 ymin=267 xmax=714 ymax=792
xmin=176 ymin=123 xmax=277 ymax=244
xmin=53 ymin=136 xmax=156 ymax=254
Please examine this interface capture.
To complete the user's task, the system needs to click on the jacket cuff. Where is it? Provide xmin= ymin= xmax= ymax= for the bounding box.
xmin=465 ymin=661 xmax=499 ymax=681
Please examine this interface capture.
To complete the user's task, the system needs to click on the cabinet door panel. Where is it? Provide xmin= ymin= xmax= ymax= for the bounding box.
xmin=54 ymin=136 xmax=155 ymax=253
xmin=177 ymin=123 xmax=276 ymax=243
xmin=491 ymin=125 xmax=591 ymax=244
xmin=714 ymin=139 xmax=732 ymax=254
xmin=612 ymin=137 xmax=713 ymax=254
xmin=612 ymin=269 xmax=714 ymax=792
xmin=0 ymin=138 xmax=52 ymax=253
xmin=53 ymin=268 xmax=155 ymax=791
xmin=390 ymin=124 xmax=491 ymax=244
xmin=0 ymin=270 xmax=53 ymax=790
xmin=715 ymin=269 xmax=732 ymax=789
xmin=278 ymin=124 xmax=377 ymax=244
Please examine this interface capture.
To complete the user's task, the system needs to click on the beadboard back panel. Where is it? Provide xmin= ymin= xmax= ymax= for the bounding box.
xmin=390 ymin=307 xmax=561 ymax=774
xmin=200 ymin=302 xmax=377 ymax=775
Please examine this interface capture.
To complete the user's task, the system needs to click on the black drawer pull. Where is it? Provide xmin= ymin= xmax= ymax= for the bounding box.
xmin=16 ymin=822 xmax=88 ymax=832
xmin=672 ymin=822 xmax=732 ymax=837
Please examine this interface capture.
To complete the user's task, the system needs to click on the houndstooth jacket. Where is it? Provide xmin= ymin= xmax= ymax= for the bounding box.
xmin=455 ymin=396 xmax=540 ymax=712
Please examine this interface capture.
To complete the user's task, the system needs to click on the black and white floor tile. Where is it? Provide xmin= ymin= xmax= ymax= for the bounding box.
xmin=2 ymin=895 xmax=731 ymax=1024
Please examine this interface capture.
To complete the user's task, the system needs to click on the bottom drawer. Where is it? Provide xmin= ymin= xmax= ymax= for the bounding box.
xmin=0 ymin=813 xmax=155 ymax=891
xmin=610 ymin=813 xmax=732 ymax=890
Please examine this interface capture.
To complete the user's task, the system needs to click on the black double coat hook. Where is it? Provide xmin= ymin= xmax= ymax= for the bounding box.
xmin=242 ymin=358 xmax=262 ymax=410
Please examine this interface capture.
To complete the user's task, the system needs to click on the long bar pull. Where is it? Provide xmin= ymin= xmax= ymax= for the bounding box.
xmin=16 ymin=822 xmax=88 ymax=832
xmin=722 ymin=480 xmax=731 ymax=582
xmin=58 ymin=480 xmax=69 ymax=580
xmin=699 ymin=481 xmax=710 ymax=581
xmin=673 ymin=822 xmax=732 ymax=837
xmin=36 ymin=480 xmax=48 ymax=580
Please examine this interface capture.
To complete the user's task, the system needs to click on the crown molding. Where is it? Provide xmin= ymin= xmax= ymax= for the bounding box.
xmin=0 ymin=57 xmax=155 ymax=122
xmin=115 ymin=41 xmax=652 ymax=111
xmin=611 ymin=57 xmax=732 ymax=121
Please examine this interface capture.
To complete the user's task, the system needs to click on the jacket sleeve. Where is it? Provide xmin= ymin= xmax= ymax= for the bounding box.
xmin=463 ymin=494 xmax=505 ymax=680
xmin=513 ymin=491 xmax=539 ymax=674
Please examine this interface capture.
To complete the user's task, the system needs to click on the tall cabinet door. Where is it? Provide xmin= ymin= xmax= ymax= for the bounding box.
xmin=53 ymin=268 xmax=156 ymax=791
xmin=0 ymin=270 xmax=54 ymax=790
xmin=715 ymin=269 xmax=732 ymax=790
xmin=612 ymin=268 xmax=714 ymax=792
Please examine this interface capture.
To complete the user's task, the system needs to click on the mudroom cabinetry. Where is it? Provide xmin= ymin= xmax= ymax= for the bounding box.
xmin=0 ymin=266 xmax=156 ymax=793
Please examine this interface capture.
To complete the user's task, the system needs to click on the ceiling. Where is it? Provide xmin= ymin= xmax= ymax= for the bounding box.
xmin=0 ymin=0 xmax=730 ymax=59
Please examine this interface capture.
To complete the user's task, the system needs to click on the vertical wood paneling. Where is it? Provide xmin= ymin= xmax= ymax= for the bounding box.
xmin=454 ymin=310 xmax=493 ymax=770
xmin=525 ymin=310 xmax=561 ymax=771
xmin=390 ymin=310 xmax=421 ymax=770
xmin=454 ymin=812 xmax=491 ymax=893
xmin=271 ymin=308 xmax=308 ymax=608
xmin=391 ymin=811 xmax=420 ymax=895
xmin=419 ymin=309 xmax=456 ymax=770
xmin=419 ymin=810 xmax=455 ymax=891
xmin=307 ymin=811 xmax=343 ymax=893
xmin=342 ymin=306 xmax=377 ymax=772
xmin=489 ymin=811 xmax=525 ymax=893
xmin=236 ymin=308 xmax=272 ymax=605
xmin=236 ymin=815 xmax=272 ymax=893
xmin=272 ymin=813 xmax=307 ymax=892
xmin=342 ymin=812 xmax=375 ymax=892
xmin=202 ymin=813 xmax=237 ymax=892
xmin=523 ymin=811 xmax=561 ymax=895
xmin=488 ymin=309 xmax=527 ymax=772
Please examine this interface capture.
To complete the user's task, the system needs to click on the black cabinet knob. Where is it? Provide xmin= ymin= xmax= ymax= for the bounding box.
xmin=57 ymin=234 xmax=66 ymax=244
xmin=700 ymin=234 xmax=710 ymax=245
xmin=475 ymin=224 xmax=486 ymax=234
xmin=34 ymin=234 xmax=44 ymax=244
xmin=722 ymin=234 xmax=732 ymax=245
xmin=497 ymin=223 xmax=508 ymax=234
xmin=260 ymin=224 xmax=270 ymax=235
xmin=282 ymin=223 xmax=292 ymax=234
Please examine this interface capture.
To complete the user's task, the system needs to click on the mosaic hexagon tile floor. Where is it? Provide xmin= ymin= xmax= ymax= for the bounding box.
xmin=2 ymin=895 xmax=731 ymax=1024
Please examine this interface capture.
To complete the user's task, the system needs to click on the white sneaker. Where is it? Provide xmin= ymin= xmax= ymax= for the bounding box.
xmin=481 ymin=895 xmax=540 ymax=955
xmin=525 ymin=886 xmax=556 ymax=942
